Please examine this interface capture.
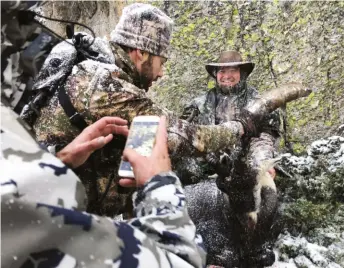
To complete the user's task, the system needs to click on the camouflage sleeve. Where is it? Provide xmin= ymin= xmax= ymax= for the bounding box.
xmin=129 ymin=172 xmax=206 ymax=267
xmin=1 ymin=105 xmax=206 ymax=268
xmin=168 ymin=119 xmax=243 ymax=154
xmin=1 ymin=174 xmax=206 ymax=268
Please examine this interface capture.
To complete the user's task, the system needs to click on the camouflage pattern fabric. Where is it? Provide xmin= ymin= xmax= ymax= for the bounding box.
xmin=20 ymin=32 xmax=116 ymax=127
xmin=1 ymin=103 xmax=206 ymax=268
xmin=33 ymin=38 xmax=246 ymax=217
xmin=1 ymin=1 xmax=58 ymax=113
xmin=33 ymin=42 xmax=170 ymax=216
xmin=181 ymin=85 xmax=282 ymax=172
xmin=111 ymin=3 xmax=173 ymax=58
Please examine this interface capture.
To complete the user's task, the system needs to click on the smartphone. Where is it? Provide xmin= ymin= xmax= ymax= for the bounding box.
xmin=118 ymin=116 xmax=160 ymax=178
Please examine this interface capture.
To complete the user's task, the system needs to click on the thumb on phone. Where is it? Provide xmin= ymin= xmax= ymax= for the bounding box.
xmin=122 ymin=148 xmax=142 ymax=168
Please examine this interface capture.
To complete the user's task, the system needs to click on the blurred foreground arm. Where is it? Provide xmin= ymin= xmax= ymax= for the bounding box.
xmin=1 ymin=107 xmax=205 ymax=268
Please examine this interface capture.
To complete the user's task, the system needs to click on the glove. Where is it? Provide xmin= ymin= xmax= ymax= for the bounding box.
xmin=234 ymin=108 xmax=262 ymax=138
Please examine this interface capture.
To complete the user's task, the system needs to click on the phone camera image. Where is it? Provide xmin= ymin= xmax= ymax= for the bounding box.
xmin=119 ymin=119 xmax=159 ymax=176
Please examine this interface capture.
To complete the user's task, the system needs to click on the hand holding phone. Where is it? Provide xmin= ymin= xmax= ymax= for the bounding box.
xmin=118 ymin=116 xmax=171 ymax=187
xmin=118 ymin=116 xmax=160 ymax=178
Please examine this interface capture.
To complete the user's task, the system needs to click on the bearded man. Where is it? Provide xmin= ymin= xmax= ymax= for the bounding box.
xmin=31 ymin=3 xmax=175 ymax=216
xmin=181 ymin=51 xmax=281 ymax=178
xmin=180 ymin=51 xmax=283 ymax=267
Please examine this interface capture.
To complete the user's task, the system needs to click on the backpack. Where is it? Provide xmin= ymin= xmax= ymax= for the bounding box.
xmin=20 ymin=32 xmax=116 ymax=131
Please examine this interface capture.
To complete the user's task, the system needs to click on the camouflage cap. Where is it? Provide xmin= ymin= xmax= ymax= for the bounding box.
xmin=110 ymin=3 xmax=173 ymax=58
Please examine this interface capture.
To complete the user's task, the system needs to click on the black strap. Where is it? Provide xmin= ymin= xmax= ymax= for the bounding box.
xmin=66 ymin=24 xmax=75 ymax=39
xmin=58 ymin=84 xmax=88 ymax=131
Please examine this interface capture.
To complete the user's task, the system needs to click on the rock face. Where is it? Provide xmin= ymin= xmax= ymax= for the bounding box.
xmin=40 ymin=1 xmax=123 ymax=38
xmin=148 ymin=1 xmax=343 ymax=154
xmin=41 ymin=1 xmax=344 ymax=153
xmin=40 ymin=1 xmax=344 ymax=267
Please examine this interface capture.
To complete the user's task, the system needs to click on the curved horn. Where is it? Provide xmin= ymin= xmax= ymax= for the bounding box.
xmin=246 ymin=82 xmax=312 ymax=115
xmin=169 ymin=82 xmax=312 ymax=153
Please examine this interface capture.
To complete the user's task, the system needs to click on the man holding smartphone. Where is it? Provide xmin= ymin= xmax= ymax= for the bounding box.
xmin=2 ymin=2 xmax=206 ymax=266
xmin=30 ymin=3 xmax=176 ymax=216
xmin=2 ymin=108 xmax=206 ymax=267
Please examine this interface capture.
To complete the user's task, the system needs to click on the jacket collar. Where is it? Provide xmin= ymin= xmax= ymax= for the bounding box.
xmin=110 ymin=43 xmax=144 ymax=89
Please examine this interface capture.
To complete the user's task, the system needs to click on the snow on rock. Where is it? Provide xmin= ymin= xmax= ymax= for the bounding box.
xmin=280 ymin=136 xmax=344 ymax=174
xmin=273 ymin=232 xmax=344 ymax=267
xmin=271 ymin=135 xmax=344 ymax=267
xmin=294 ymin=255 xmax=318 ymax=268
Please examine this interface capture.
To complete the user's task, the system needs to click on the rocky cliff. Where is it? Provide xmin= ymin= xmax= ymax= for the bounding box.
xmin=149 ymin=1 xmax=344 ymax=155
xmin=41 ymin=1 xmax=343 ymax=153
xmin=40 ymin=1 xmax=344 ymax=267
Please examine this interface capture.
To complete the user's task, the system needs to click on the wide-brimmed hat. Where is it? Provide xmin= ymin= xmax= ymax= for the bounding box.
xmin=206 ymin=51 xmax=255 ymax=78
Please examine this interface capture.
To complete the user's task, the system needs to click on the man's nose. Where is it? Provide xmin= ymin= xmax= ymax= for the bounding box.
xmin=226 ymin=71 xmax=235 ymax=77
xmin=222 ymin=72 xmax=232 ymax=79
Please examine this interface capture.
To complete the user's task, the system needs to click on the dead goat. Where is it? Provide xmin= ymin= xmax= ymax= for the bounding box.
xmin=185 ymin=155 xmax=281 ymax=267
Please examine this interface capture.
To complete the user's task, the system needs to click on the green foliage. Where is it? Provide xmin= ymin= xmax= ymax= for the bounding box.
xmin=148 ymin=1 xmax=343 ymax=147
xmin=292 ymin=142 xmax=307 ymax=155
xmin=277 ymin=166 xmax=344 ymax=235
xmin=207 ymin=80 xmax=215 ymax=89
xmin=282 ymin=199 xmax=340 ymax=234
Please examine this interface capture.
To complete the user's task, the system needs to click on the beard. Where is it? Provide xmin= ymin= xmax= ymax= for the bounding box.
xmin=217 ymin=72 xmax=248 ymax=95
xmin=218 ymin=82 xmax=243 ymax=95
xmin=138 ymin=56 xmax=154 ymax=91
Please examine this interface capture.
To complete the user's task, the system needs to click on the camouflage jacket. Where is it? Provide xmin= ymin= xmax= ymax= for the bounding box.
xmin=32 ymin=37 xmax=246 ymax=216
xmin=33 ymin=40 xmax=170 ymax=216
xmin=181 ymin=85 xmax=281 ymax=171
xmin=1 ymin=103 xmax=206 ymax=268
xmin=1 ymin=1 xmax=58 ymax=113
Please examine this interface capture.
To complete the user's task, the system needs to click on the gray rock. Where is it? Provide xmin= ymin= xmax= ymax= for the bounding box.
xmin=294 ymin=255 xmax=317 ymax=268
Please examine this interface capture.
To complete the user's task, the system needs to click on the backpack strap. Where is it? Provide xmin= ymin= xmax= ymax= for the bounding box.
xmin=58 ymin=84 xmax=88 ymax=131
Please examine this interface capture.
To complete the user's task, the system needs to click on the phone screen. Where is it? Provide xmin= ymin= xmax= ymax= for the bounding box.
xmin=119 ymin=120 xmax=159 ymax=172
